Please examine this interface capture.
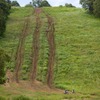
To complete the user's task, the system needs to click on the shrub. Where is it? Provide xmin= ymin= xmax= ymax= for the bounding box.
xmin=0 ymin=96 xmax=6 ymax=100
xmin=13 ymin=95 xmax=32 ymax=100
xmin=0 ymin=49 xmax=10 ymax=84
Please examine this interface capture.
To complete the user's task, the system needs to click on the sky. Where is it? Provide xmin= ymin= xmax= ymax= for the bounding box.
xmin=11 ymin=0 xmax=81 ymax=8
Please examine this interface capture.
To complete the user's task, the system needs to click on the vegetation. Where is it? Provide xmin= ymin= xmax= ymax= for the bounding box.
xmin=0 ymin=0 xmax=11 ymax=37
xmin=0 ymin=6 xmax=100 ymax=100
xmin=65 ymin=3 xmax=75 ymax=7
xmin=25 ymin=2 xmax=33 ymax=7
xmin=80 ymin=0 xmax=100 ymax=17
xmin=80 ymin=0 xmax=94 ymax=13
xmin=0 ymin=49 xmax=10 ymax=84
xmin=11 ymin=1 xmax=20 ymax=7
xmin=40 ymin=0 xmax=51 ymax=7
xmin=93 ymin=0 xmax=100 ymax=17
xmin=32 ymin=0 xmax=51 ymax=7
xmin=0 ymin=49 xmax=6 ymax=84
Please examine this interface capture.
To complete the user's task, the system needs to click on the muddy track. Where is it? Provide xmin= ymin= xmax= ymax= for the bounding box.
xmin=14 ymin=8 xmax=55 ymax=87
xmin=30 ymin=8 xmax=42 ymax=83
xmin=44 ymin=12 xmax=56 ymax=88
xmin=14 ymin=18 xmax=30 ymax=83
xmin=30 ymin=8 xmax=55 ymax=87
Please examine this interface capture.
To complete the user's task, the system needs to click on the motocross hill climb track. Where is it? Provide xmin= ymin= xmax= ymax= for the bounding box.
xmin=5 ymin=8 xmax=60 ymax=93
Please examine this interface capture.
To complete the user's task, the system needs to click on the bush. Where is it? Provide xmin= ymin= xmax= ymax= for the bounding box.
xmin=25 ymin=4 xmax=33 ymax=7
xmin=0 ymin=0 xmax=11 ymax=37
xmin=13 ymin=95 xmax=32 ymax=100
xmin=65 ymin=3 xmax=75 ymax=7
xmin=0 ymin=49 xmax=6 ymax=84
xmin=0 ymin=96 xmax=6 ymax=100
xmin=0 ymin=49 xmax=10 ymax=84
xmin=93 ymin=0 xmax=100 ymax=17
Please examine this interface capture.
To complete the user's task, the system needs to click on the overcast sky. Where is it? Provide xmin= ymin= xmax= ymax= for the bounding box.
xmin=11 ymin=0 xmax=81 ymax=7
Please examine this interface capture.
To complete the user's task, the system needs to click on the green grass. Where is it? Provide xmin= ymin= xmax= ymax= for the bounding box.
xmin=0 ymin=6 xmax=100 ymax=99
xmin=43 ymin=6 xmax=100 ymax=93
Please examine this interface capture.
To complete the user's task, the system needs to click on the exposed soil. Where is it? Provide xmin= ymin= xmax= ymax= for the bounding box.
xmin=5 ymin=70 xmax=64 ymax=94
xmin=30 ymin=8 xmax=42 ymax=83
xmin=5 ymin=8 xmax=64 ymax=94
xmin=14 ymin=17 xmax=30 ymax=83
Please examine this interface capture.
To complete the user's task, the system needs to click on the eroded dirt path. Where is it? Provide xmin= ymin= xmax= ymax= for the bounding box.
xmin=30 ymin=8 xmax=56 ymax=87
xmin=14 ymin=17 xmax=30 ymax=83
xmin=30 ymin=8 xmax=42 ymax=83
xmin=44 ymin=12 xmax=56 ymax=88
xmin=9 ymin=7 xmax=56 ymax=91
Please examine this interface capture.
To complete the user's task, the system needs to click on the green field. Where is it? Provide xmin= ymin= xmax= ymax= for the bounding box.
xmin=0 ymin=7 xmax=100 ymax=100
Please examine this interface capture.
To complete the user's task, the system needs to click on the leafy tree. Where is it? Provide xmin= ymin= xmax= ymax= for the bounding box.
xmin=11 ymin=1 xmax=20 ymax=7
xmin=40 ymin=0 xmax=51 ymax=7
xmin=0 ymin=0 xmax=11 ymax=37
xmin=25 ymin=2 xmax=33 ymax=7
xmin=0 ymin=9 xmax=6 ymax=37
xmin=32 ymin=0 xmax=42 ymax=7
xmin=93 ymin=0 xmax=100 ymax=17
xmin=80 ymin=0 xmax=95 ymax=13
xmin=0 ymin=49 xmax=10 ymax=84
xmin=65 ymin=3 xmax=75 ymax=7
xmin=32 ymin=0 xmax=50 ymax=7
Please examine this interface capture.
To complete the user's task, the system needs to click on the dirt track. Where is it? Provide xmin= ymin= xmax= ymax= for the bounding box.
xmin=14 ymin=17 xmax=30 ymax=83
xmin=13 ymin=8 xmax=56 ymax=88
xmin=30 ymin=8 xmax=42 ymax=83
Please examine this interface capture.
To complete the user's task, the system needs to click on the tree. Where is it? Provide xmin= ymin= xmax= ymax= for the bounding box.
xmin=11 ymin=1 xmax=20 ymax=7
xmin=0 ymin=9 xmax=6 ymax=37
xmin=40 ymin=0 xmax=51 ymax=7
xmin=25 ymin=2 xmax=33 ymax=7
xmin=0 ymin=0 xmax=11 ymax=37
xmin=0 ymin=49 xmax=10 ymax=84
xmin=65 ymin=3 xmax=75 ymax=7
xmin=32 ymin=0 xmax=50 ymax=7
xmin=80 ymin=0 xmax=95 ymax=13
xmin=93 ymin=0 xmax=100 ymax=17
xmin=32 ymin=0 xmax=42 ymax=7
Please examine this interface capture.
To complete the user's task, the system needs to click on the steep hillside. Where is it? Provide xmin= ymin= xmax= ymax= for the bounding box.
xmin=43 ymin=7 xmax=100 ymax=93
xmin=0 ymin=7 xmax=100 ymax=100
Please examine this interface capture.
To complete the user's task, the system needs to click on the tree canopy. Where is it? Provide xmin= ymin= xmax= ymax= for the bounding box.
xmin=32 ymin=0 xmax=51 ymax=7
xmin=80 ymin=0 xmax=95 ymax=13
xmin=80 ymin=0 xmax=100 ymax=17
xmin=11 ymin=1 xmax=20 ymax=7
xmin=0 ymin=49 xmax=10 ymax=84
xmin=93 ymin=0 xmax=100 ymax=17
xmin=0 ymin=0 xmax=11 ymax=37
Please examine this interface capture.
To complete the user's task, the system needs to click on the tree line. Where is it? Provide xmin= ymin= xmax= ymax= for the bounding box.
xmin=0 ymin=0 xmax=11 ymax=37
xmin=80 ymin=0 xmax=100 ymax=17
xmin=32 ymin=0 xmax=51 ymax=7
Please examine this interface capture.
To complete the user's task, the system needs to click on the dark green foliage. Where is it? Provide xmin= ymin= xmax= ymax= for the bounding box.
xmin=0 ymin=49 xmax=10 ymax=84
xmin=40 ymin=0 xmax=51 ymax=7
xmin=13 ymin=95 xmax=31 ymax=100
xmin=80 ymin=0 xmax=100 ymax=17
xmin=80 ymin=0 xmax=95 ymax=13
xmin=93 ymin=0 xmax=100 ymax=17
xmin=32 ymin=0 xmax=51 ymax=7
xmin=0 ymin=0 xmax=11 ymax=37
xmin=25 ymin=2 xmax=33 ymax=7
xmin=0 ymin=9 xmax=6 ymax=37
xmin=32 ymin=0 xmax=41 ymax=7
xmin=0 ymin=49 xmax=6 ymax=84
xmin=65 ymin=3 xmax=75 ymax=7
xmin=11 ymin=1 xmax=20 ymax=7
xmin=0 ymin=96 xmax=6 ymax=100
xmin=25 ymin=4 xmax=33 ymax=7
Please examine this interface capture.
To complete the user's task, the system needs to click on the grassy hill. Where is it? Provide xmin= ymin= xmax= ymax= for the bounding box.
xmin=0 ymin=7 xmax=100 ymax=100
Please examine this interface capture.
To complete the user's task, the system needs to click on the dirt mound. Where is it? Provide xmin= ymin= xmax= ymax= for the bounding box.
xmin=5 ymin=70 xmax=63 ymax=94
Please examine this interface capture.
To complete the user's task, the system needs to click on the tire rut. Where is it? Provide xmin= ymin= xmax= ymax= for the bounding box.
xmin=30 ymin=8 xmax=42 ymax=84
xmin=14 ymin=18 xmax=30 ymax=83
